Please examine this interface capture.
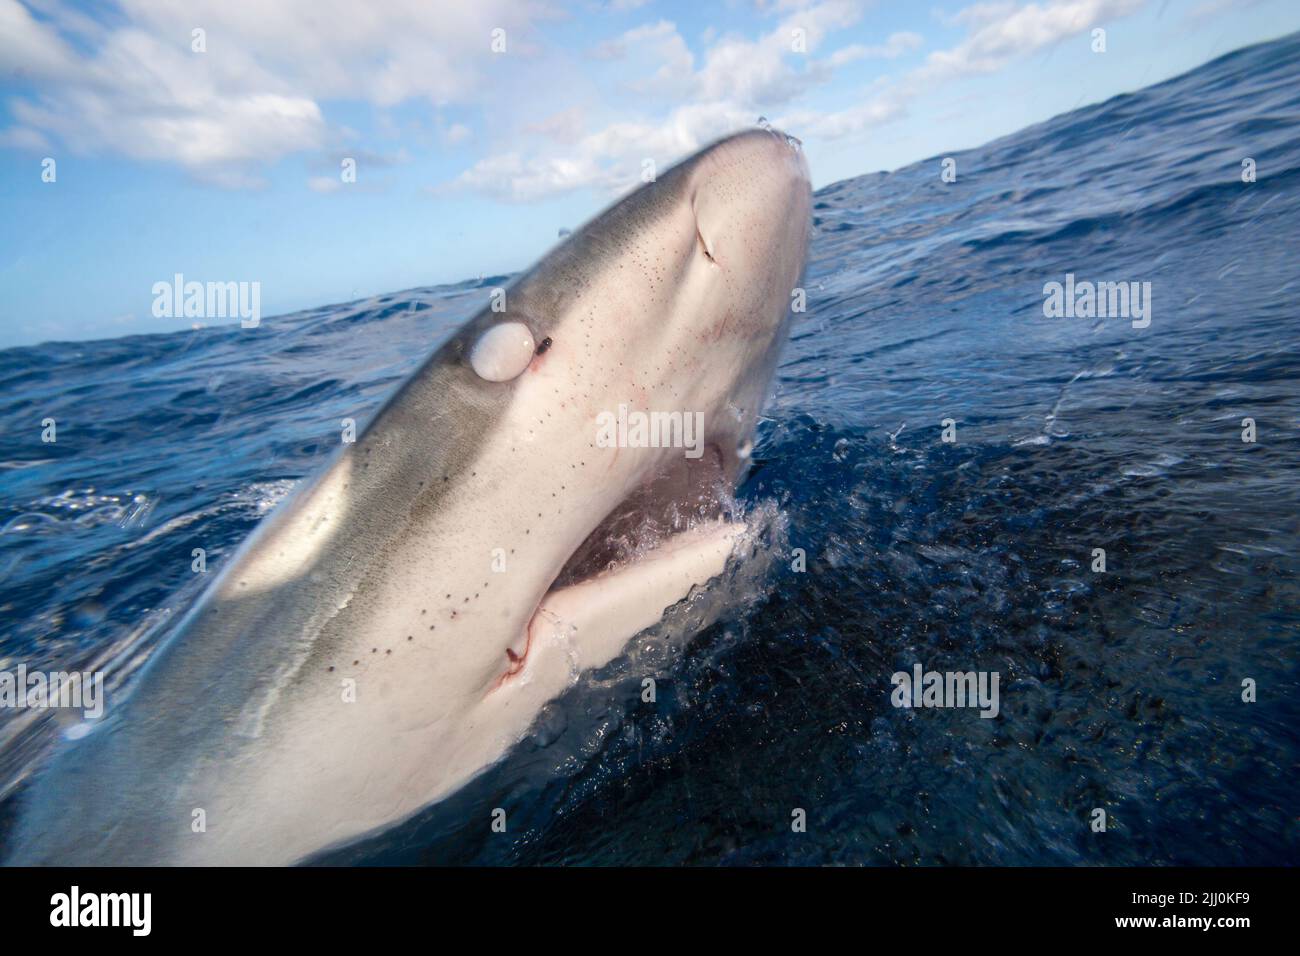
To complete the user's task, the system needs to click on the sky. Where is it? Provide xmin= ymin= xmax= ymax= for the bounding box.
xmin=1 ymin=0 xmax=1298 ymax=347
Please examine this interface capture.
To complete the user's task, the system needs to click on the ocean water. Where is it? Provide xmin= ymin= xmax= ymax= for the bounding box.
xmin=2 ymin=33 xmax=1298 ymax=865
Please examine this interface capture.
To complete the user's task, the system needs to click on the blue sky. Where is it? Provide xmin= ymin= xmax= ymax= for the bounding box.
xmin=1 ymin=0 xmax=1297 ymax=346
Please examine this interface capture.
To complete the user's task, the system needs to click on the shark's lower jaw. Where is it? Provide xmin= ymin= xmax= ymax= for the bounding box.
xmin=506 ymin=517 xmax=749 ymax=694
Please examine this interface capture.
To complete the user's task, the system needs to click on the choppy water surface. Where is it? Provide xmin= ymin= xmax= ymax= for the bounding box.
xmin=2 ymin=34 xmax=1298 ymax=865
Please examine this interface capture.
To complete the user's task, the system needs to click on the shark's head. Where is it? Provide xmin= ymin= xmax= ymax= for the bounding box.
xmin=451 ymin=125 xmax=811 ymax=484
xmin=494 ymin=125 xmax=812 ymax=438
xmin=426 ymin=125 xmax=811 ymax=690
xmin=9 ymin=128 xmax=812 ymax=866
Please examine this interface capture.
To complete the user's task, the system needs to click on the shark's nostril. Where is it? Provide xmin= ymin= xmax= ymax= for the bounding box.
xmin=696 ymin=228 xmax=718 ymax=265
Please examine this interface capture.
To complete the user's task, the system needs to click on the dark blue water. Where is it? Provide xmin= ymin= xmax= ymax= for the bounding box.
xmin=2 ymin=33 xmax=1298 ymax=865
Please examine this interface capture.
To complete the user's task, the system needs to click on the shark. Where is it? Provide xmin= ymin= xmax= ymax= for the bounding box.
xmin=8 ymin=127 xmax=812 ymax=865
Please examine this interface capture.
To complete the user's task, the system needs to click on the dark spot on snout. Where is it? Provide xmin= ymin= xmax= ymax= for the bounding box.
xmin=536 ymin=337 xmax=553 ymax=355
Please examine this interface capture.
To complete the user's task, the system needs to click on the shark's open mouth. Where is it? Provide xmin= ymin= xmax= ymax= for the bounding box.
xmin=500 ymin=442 xmax=739 ymax=685
xmin=554 ymin=442 xmax=731 ymax=588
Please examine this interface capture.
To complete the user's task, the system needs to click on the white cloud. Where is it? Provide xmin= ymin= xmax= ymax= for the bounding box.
xmin=451 ymin=150 xmax=606 ymax=202
xmin=0 ymin=125 xmax=52 ymax=151
xmin=1185 ymin=0 xmax=1263 ymax=20
xmin=828 ymin=31 xmax=925 ymax=65
xmin=455 ymin=0 xmax=867 ymax=201
xmin=0 ymin=0 xmax=552 ymax=183
xmin=451 ymin=0 xmax=1151 ymax=200
xmin=800 ymin=0 xmax=1147 ymax=139
xmin=453 ymin=98 xmax=760 ymax=202
xmin=0 ymin=0 xmax=1153 ymax=198
xmin=934 ymin=2 xmax=1020 ymax=29
xmin=915 ymin=0 xmax=1145 ymax=85
xmin=525 ymin=107 xmax=589 ymax=142
xmin=590 ymin=19 xmax=696 ymax=96
xmin=443 ymin=123 xmax=474 ymax=146
xmin=0 ymin=0 xmax=77 ymax=75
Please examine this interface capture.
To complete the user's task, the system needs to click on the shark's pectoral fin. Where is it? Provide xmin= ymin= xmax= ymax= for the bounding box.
xmin=527 ymin=519 xmax=747 ymax=675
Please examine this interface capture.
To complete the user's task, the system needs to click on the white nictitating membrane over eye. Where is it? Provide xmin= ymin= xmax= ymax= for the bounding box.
xmin=470 ymin=322 xmax=536 ymax=382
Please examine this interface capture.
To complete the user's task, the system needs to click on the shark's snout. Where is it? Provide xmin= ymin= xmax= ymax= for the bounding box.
xmin=690 ymin=128 xmax=811 ymax=257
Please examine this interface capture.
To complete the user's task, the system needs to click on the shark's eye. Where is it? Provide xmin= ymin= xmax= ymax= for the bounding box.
xmin=470 ymin=322 xmax=536 ymax=382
